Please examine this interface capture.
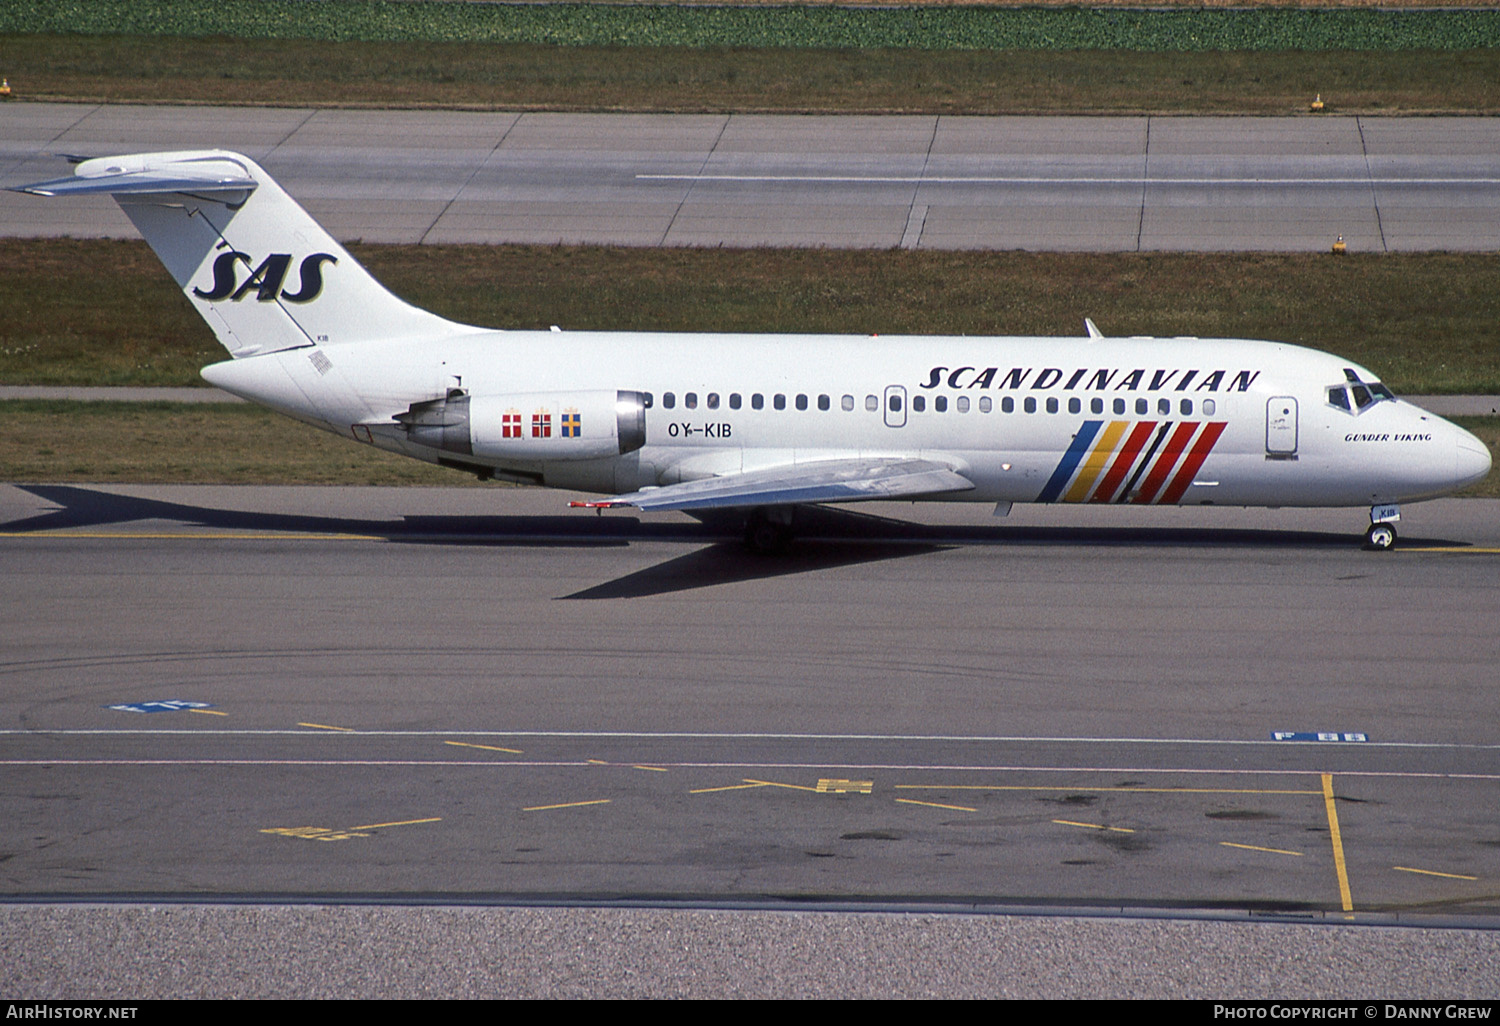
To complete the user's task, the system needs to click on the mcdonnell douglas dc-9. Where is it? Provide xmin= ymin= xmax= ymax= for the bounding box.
xmin=15 ymin=150 xmax=1491 ymax=551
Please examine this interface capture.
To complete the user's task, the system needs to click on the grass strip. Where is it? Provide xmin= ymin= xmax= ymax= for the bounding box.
xmin=6 ymin=3 xmax=1500 ymax=50
xmin=2 ymin=400 xmax=1494 ymax=496
xmin=4 ymin=240 xmax=1499 ymax=394
xmin=0 ymin=400 xmax=488 ymax=485
xmin=7 ymin=35 xmax=1499 ymax=114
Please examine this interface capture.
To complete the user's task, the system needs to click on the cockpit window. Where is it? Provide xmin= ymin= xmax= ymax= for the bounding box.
xmin=1333 ymin=369 xmax=1394 ymax=414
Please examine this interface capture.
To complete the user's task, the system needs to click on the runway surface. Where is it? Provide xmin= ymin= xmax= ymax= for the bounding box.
xmin=5 ymin=103 xmax=1500 ymax=251
xmin=3 ymin=483 xmax=1498 ymax=920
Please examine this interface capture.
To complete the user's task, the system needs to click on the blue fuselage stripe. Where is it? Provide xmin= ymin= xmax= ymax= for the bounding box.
xmin=1035 ymin=420 xmax=1103 ymax=503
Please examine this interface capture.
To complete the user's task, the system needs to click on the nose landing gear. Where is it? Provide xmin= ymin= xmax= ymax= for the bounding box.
xmin=1364 ymin=504 xmax=1400 ymax=551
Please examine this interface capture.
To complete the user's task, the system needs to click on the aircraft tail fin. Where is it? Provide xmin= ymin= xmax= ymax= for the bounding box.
xmin=13 ymin=150 xmax=478 ymax=358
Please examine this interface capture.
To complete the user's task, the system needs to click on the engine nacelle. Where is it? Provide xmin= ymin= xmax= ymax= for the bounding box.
xmin=398 ymin=389 xmax=646 ymax=462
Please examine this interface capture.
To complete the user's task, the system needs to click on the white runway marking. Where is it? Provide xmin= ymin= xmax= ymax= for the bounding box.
xmin=4 ymin=727 xmax=1499 ymax=751
xmin=2 ymin=758 xmax=1499 ymax=781
xmin=638 ymin=174 xmax=1500 ymax=187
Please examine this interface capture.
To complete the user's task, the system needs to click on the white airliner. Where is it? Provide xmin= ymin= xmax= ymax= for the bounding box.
xmin=15 ymin=150 xmax=1491 ymax=551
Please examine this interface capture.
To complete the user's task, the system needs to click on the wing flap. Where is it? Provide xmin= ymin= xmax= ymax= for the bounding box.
xmin=573 ymin=457 xmax=974 ymax=512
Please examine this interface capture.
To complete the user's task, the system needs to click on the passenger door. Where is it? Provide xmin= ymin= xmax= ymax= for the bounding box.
xmin=1266 ymin=396 xmax=1298 ymax=457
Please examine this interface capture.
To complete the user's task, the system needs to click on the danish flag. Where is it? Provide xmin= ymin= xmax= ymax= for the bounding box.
xmin=501 ymin=409 xmax=522 ymax=439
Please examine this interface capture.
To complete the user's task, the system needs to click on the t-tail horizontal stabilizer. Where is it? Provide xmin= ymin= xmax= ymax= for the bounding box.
xmin=13 ymin=150 xmax=482 ymax=359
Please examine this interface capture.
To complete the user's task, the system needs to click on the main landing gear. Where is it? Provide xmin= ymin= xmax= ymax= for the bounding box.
xmin=1363 ymin=504 xmax=1400 ymax=551
xmin=744 ymin=506 xmax=796 ymax=555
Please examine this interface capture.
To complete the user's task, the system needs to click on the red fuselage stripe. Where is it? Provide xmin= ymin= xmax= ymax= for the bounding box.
xmin=1160 ymin=421 xmax=1228 ymax=504
xmin=1133 ymin=421 xmax=1202 ymax=504
xmin=1090 ymin=421 xmax=1158 ymax=503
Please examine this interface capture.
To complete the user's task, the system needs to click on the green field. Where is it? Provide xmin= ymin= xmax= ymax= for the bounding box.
xmin=5 ymin=240 xmax=1499 ymax=395
xmin=7 ymin=0 xmax=1500 ymax=116
xmin=7 ymin=2 xmax=1500 ymax=50
xmin=0 ymin=400 xmax=479 ymax=485
xmin=9 ymin=34 xmax=1499 ymax=115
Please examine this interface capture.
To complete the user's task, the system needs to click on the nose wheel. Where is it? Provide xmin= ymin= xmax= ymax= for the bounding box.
xmin=1364 ymin=522 xmax=1397 ymax=551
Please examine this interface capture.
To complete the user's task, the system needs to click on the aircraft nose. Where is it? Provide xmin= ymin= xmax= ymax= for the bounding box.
xmin=1455 ymin=434 xmax=1492 ymax=490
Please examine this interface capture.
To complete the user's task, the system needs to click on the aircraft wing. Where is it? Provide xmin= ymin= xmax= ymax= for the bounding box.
xmin=571 ymin=457 xmax=974 ymax=512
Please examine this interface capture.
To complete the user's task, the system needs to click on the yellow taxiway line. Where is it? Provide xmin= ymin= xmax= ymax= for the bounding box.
xmin=1322 ymin=773 xmax=1355 ymax=916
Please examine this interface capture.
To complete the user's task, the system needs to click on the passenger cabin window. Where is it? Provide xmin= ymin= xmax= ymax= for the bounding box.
xmin=1203 ymin=399 xmax=1217 ymax=415
xmin=865 ymin=395 xmax=878 ymax=412
xmin=1068 ymin=397 xmax=1081 ymax=414
xmin=1001 ymin=397 xmax=1014 ymax=413
xmin=795 ymin=394 xmax=808 ymax=411
xmin=1091 ymin=398 xmax=1104 ymax=415
xmin=707 ymin=392 xmax=719 ymax=409
xmin=889 ymin=394 xmax=903 ymax=413
xmin=913 ymin=395 xmax=926 ymax=413
xmin=978 ymin=397 xmax=991 ymax=413
xmin=1024 ymin=397 xmax=1037 ymax=414
xmin=817 ymin=394 xmax=830 ymax=411
xmin=1113 ymin=398 xmax=1126 ymax=415
xmin=752 ymin=393 xmax=764 ymax=410
xmin=774 ymin=394 xmax=786 ymax=410
xmin=1180 ymin=399 xmax=1193 ymax=416
xmin=1046 ymin=397 xmax=1058 ymax=414
xmin=842 ymin=395 xmax=855 ymax=411
xmin=1158 ymin=398 xmax=1170 ymax=415
xmin=663 ymin=392 xmax=676 ymax=409
xmin=1135 ymin=398 xmax=1148 ymax=415
xmin=957 ymin=396 xmax=970 ymax=413
xmin=934 ymin=395 xmax=947 ymax=413
xmin=643 ymin=393 xmax=654 ymax=409
xmin=729 ymin=393 xmax=742 ymax=410
xmin=685 ymin=392 xmax=698 ymax=409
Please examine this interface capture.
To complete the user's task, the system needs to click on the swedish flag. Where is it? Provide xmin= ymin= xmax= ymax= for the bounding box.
xmin=561 ymin=411 xmax=582 ymax=438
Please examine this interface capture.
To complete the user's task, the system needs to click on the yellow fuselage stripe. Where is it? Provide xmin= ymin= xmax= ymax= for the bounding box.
xmin=1064 ymin=421 xmax=1128 ymax=502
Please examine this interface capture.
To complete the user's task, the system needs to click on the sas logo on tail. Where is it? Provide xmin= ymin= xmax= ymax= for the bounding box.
xmin=193 ymin=248 xmax=337 ymax=304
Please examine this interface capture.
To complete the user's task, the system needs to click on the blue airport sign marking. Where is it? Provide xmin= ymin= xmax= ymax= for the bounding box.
xmin=1271 ymin=731 xmax=1369 ymax=742
xmin=107 ymin=700 xmax=214 ymax=714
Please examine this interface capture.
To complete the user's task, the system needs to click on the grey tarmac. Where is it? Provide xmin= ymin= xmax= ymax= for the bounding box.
xmin=5 ymin=104 xmax=1500 ymax=251
xmin=3 ymin=483 xmax=1499 ymax=996
xmin=2 ymin=486 xmax=1498 ymax=943
xmin=6 ymin=100 xmax=1500 ymax=995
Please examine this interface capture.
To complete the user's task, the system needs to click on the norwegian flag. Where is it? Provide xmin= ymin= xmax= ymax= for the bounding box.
xmin=501 ymin=409 xmax=522 ymax=439
xmin=561 ymin=410 xmax=581 ymax=438
xmin=532 ymin=410 xmax=552 ymax=438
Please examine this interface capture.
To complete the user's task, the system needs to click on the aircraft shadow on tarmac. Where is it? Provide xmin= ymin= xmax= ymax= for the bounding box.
xmin=7 ymin=485 xmax=1469 ymax=599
